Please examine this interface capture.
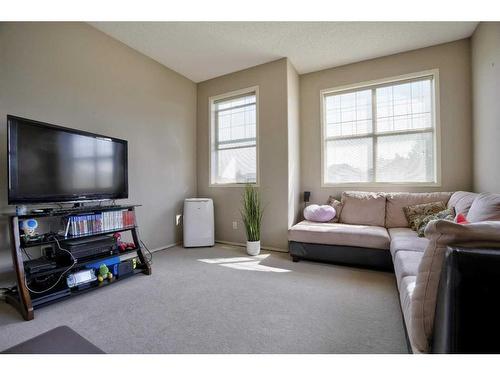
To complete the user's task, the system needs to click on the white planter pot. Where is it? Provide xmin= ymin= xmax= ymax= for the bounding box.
xmin=246 ymin=240 xmax=261 ymax=256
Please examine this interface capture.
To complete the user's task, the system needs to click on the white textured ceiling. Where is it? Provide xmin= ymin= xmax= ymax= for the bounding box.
xmin=90 ymin=22 xmax=478 ymax=82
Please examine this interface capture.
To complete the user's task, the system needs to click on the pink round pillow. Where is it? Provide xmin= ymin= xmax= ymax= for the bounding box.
xmin=303 ymin=204 xmax=336 ymax=222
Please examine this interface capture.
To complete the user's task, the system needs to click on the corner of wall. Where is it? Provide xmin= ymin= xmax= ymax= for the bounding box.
xmin=470 ymin=22 xmax=500 ymax=193
xmin=286 ymin=59 xmax=301 ymax=228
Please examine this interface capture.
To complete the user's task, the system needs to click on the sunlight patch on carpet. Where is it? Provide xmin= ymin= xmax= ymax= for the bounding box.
xmin=198 ymin=254 xmax=270 ymax=264
xmin=197 ymin=254 xmax=291 ymax=273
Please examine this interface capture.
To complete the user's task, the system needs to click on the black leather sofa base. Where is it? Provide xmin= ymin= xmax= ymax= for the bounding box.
xmin=432 ymin=246 xmax=500 ymax=353
xmin=288 ymin=241 xmax=393 ymax=271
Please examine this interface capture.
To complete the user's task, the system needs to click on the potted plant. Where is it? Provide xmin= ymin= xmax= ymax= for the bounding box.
xmin=241 ymin=184 xmax=263 ymax=256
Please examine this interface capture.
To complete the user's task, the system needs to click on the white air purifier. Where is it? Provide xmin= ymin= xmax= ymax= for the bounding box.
xmin=183 ymin=198 xmax=215 ymax=247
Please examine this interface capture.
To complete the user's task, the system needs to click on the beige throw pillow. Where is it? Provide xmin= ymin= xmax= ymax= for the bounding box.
xmin=385 ymin=192 xmax=453 ymax=228
xmin=447 ymin=191 xmax=478 ymax=216
xmin=466 ymin=192 xmax=500 ymax=222
xmin=339 ymin=191 xmax=386 ymax=227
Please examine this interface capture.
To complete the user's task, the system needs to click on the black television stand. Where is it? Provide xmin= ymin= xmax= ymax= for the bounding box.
xmin=4 ymin=204 xmax=152 ymax=321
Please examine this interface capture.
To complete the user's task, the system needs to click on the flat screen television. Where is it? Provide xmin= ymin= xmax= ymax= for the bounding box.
xmin=7 ymin=115 xmax=128 ymax=205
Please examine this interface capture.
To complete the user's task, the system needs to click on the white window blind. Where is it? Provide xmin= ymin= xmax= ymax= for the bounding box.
xmin=211 ymin=90 xmax=257 ymax=185
xmin=323 ymin=74 xmax=437 ymax=185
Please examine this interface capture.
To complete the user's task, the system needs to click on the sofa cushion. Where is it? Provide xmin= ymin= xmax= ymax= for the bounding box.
xmin=411 ymin=220 xmax=500 ymax=353
xmin=447 ymin=191 xmax=478 ymax=216
xmin=388 ymin=228 xmax=429 ymax=258
xmin=466 ymin=192 xmax=500 ymax=222
xmin=288 ymin=220 xmax=390 ymax=250
xmin=385 ymin=192 xmax=453 ymax=228
xmin=394 ymin=250 xmax=423 ymax=289
xmin=399 ymin=276 xmax=426 ymax=354
xmin=399 ymin=275 xmax=417 ymax=350
xmin=339 ymin=191 xmax=386 ymax=227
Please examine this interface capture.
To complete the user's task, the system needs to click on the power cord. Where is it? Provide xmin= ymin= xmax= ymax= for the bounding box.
xmin=24 ymin=236 xmax=77 ymax=295
xmin=139 ymin=239 xmax=153 ymax=265
xmin=0 ymin=292 xmax=7 ymax=301
xmin=0 ymin=286 xmax=16 ymax=301
xmin=21 ymin=247 xmax=32 ymax=261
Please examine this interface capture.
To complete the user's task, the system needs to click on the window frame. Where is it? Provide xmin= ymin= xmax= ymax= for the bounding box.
xmin=320 ymin=69 xmax=441 ymax=188
xmin=208 ymin=86 xmax=260 ymax=187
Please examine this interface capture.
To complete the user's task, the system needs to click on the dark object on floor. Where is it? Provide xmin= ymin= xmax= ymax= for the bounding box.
xmin=432 ymin=246 xmax=500 ymax=353
xmin=289 ymin=241 xmax=393 ymax=271
xmin=1 ymin=326 xmax=105 ymax=354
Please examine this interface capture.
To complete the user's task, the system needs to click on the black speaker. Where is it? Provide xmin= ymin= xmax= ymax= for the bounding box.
xmin=303 ymin=191 xmax=311 ymax=203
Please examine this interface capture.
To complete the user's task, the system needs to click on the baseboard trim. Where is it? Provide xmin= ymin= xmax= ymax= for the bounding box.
xmin=142 ymin=240 xmax=289 ymax=254
xmin=215 ymin=240 xmax=288 ymax=253
xmin=151 ymin=241 xmax=181 ymax=252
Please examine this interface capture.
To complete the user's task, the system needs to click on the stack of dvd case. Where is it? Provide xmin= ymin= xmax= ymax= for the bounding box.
xmin=65 ymin=210 xmax=135 ymax=236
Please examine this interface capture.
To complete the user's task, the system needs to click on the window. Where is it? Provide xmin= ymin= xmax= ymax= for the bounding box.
xmin=210 ymin=87 xmax=258 ymax=185
xmin=321 ymin=71 xmax=439 ymax=186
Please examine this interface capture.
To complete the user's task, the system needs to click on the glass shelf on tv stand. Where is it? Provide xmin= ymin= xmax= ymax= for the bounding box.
xmin=9 ymin=204 xmax=141 ymax=220
xmin=21 ymin=225 xmax=138 ymax=248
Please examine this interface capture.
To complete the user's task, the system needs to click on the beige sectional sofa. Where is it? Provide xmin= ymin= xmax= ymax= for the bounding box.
xmin=288 ymin=191 xmax=500 ymax=353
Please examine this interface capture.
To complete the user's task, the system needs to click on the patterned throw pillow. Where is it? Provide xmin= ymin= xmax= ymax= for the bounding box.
xmin=403 ymin=201 xmax=447 ymax=231
xmin=327 ymin=196 xmax=343 ymax=223
xmin=416 ymin=208 xmax=456 ymax=237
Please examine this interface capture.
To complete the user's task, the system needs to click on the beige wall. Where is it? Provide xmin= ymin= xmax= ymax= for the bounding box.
xmin=471 ymin=22 xmax=500 ymax=193
xmin=197 ymin=59 xmax=290 ymax=250
xmin=300 ymin=39 xmax=473 ymax=205
xmin=0 ymin=23 xmax=197 ymax=275
xmin=0 ymin=24 xmax=478 ymax=262
xmin=287 ymin=61 xmax=301 ymax=227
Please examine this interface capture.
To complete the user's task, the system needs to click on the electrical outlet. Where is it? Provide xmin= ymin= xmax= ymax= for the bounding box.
xmin=176 ymin=214 xmax=182 ymax=226
xmin=232 ymin=221 xmax=238 ymax=230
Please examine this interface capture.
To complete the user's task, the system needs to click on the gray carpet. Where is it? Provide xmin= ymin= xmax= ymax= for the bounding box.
xmin=0 ymin=244 xmax=407 ymax=353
